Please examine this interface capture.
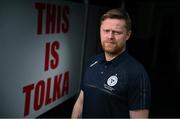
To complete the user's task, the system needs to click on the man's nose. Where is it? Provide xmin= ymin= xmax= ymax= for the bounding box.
xmin=108 ymin=31 xmax=115 ymax=39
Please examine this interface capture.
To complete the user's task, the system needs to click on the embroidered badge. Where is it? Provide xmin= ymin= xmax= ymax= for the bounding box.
xmin=107 ymin=75 xmax=118 ymax=86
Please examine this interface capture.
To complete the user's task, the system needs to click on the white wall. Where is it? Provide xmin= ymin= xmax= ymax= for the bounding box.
xmin=0 ymin=0 xmax=85 ymax=117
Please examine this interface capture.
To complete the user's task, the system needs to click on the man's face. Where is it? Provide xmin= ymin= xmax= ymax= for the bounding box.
xmin=100 ymin=18 xmax=131 ymax=55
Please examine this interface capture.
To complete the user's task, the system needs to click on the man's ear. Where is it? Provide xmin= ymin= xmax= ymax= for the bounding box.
xmin=126 ymin=30 xmax=131 ymax=41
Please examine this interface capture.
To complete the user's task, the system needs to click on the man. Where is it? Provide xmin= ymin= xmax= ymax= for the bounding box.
xmin=71 ymin=8 xmax=151 ymax=118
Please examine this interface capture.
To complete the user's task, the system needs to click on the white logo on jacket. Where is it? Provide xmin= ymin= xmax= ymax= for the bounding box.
xmin=107 ymin=75 xmax=118 ymax=86
xmin=104 ymin=75 xmax=118 ymax=91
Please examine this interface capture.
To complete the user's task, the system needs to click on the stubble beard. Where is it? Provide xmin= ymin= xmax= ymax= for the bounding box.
xmin=102 ymin=42 xmax=125 ymax=57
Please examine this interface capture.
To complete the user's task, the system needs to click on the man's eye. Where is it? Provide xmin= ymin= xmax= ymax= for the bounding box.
xmin=114 ymin=31 xmax=123 ymax=35
xmin=104 ymin=29 xmax=110 ymax=33
xmin=114 ymin=31 xmax=120 ymax=35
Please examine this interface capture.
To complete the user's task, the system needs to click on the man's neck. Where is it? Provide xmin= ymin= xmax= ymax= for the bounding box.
xmin=105 ymin=49 xmax=125 ymax=61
